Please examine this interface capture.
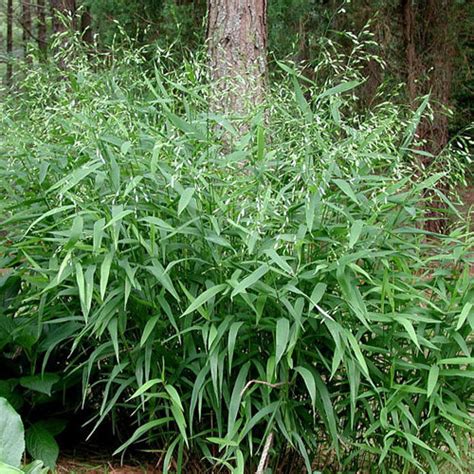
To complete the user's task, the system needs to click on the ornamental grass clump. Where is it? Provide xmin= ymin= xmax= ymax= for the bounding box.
xmin=0 ymin=47 xmax=473 ymax=473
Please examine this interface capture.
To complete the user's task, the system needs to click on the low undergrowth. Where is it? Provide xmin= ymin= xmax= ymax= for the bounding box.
xmin=0 ymin=45 xmax=473 ymax=473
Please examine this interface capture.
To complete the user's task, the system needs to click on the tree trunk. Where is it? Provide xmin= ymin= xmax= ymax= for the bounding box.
xmin=207 ymin=0 xmax=268 ymax=117
xmin=401 ymin=0 xmax=457 ymax=233
xmin=51 ymin=0 xmax=76 ymax=35
xmin=22 ymin=0 xmax=33 ymax=64
xmin=401 ymin=0 xmax=419 ymax=105
xmin=80 ymin=7 xmax=93 ymax=45
xmin=50 ymin=0 xmax=76 ymax=68
xmin=421 ymin=0 xmax=454 ymax=155
xmin=6 ymin=0 xmax=13 ymax=86
xmin=37 ymin=0 xmax=48 ymax=58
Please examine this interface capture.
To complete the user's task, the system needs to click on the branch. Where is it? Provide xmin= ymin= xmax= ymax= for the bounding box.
xmin=256 ymin=431 xmax=273 ymax=474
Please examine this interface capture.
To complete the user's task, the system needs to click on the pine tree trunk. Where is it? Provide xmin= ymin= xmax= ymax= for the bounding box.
xmin=401 ymin=0 xmax=419 ymax=105
xmin=401 ymin=0 xmax=457 ymax=233
xmin=207 ymin=0 xmax=268 ymax=117
xmin=51 ymin=0 xmax=76 ymax=35
xmin=421 ymin=0 xmax=454 ymax=155
xmin=80 ymin=7 xmax=93 ymax=45
xmin=6 ymin=0 xmax=13 ymax=86
xmin=50 ymin=0 xmax=76 ymax=68
xmin=22 ymin=0 xmax=33 ymax=64
xmin=37 ymin=0 xmax=47 ymax=58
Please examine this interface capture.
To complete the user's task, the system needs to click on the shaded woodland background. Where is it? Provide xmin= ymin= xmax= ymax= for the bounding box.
xmin=1 ymin=0 xmax=473 ymax=139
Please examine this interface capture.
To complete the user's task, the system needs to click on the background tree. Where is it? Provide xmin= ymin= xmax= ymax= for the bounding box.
xmin=401 ymin=0 xmax=460 ymax=231
xmin=402 ymin=0 xmax=456 ymax=155
xmin=6 ymin=0 xmax=13 ymax=85
xmin=80 ymin=5 xmax=92 ymax=45
xmin=51 ymin=0 xmax=76 ymax=35
xmin=207 ymin=0 xmax=268 ymax=115
xmin=21 ymin=0 xmax=32 ymax=63
xmin=37 ymin=0 xmax=47 ymax=58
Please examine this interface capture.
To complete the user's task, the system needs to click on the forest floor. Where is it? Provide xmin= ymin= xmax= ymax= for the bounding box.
xmin=56 ymin=459 xmax=158 ymax=474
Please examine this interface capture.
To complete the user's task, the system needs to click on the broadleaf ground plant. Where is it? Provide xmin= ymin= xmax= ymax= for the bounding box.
xmin=0 ymin=41 xmax=473 ymax=473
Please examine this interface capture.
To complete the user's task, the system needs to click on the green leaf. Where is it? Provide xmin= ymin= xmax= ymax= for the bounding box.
xmin=108 ymin=318 xmax=120 ymax=363
xmin=317 ymin=80 xmax=361 ymax=100
xmin=402 ymin=95 xmax=430 ymax=149
xmin=84 ymin=265 xmax=95 ymax=319
xmin=100 ymin=250 xmax=114 ymax=300
xmin=403 ymin=432 xmax=434 ymax=452
xmin=309 ymin=283 xmax=327 ymax=310
xmin=140 ymin=315 xmax=160 ymax=347
xmin=399 ymin=318 xmax=420 ymax=350
xmin=438 ymin=426 xmax=460 ymax=458
xmin=228 ymin=322 xmax=244 ymax=373
xmin=265 ymin=248 xmax=293 ymax=275
xmin=146 ymin=262 xmax=180 ymax=301
xmin=256 ymin=125 xmax=266 ymax=160
xmin=75 ymin=262 xmax=85 ymax=316
xmin=25 ymin=423 xmax=59 ymax=469
xmin=0 ymin=462 xmax=23 ymax=473
xmin=227 ymin=363 xmax=250 ymax=436
xmin=292 ymin=77 xmax=312 ymax=120
xmin=0 ymin=398 xmax=24 ymax=468
xmin=178 ymin=188 xmax=195 ymax=216
xmin=22 ymin=460 xmax=48 ymax=474
xmin=66 ymin=215 xmax=83 ymax=249
xmin=20 ymin=374 xmax=59 ymax=396
xmin=141 ymin=216 xmax=174 ymax=231
xmin=103 ymin=209 xmax=133 ymax=229
xmin=163 ymin=436 xmax=181 ymax=474
xmin=275 ymin=318 xmax=290 ymax=366
xmin=305 ymin=192 xmax=320 ymax=232
xmin=438 ymin=357 xmax=474 ymax=365
xmin=50 ymin=161 xmax=103 ymax=195
xmin=456 ymin=302 xmax=472 ymax=331
xmin=24 ymin=205 xmax=75 ymax=236
xmin=181 ymin=284 xmax=227 ymax=317
xmin=165 ymin=385 xmax=184 ymax=412
xmin=314 ymin=372 xmax=339 ymax=456
xmin=93 ymin=218 xmax=105 ymax=253
xmin=349 ymin=220 xmax=364 ymax=248
xmin=231 ymin=264 xmax=269 ymax=298
xmin=427 ymin=365 xmax=439 ymax=398
xmin=129 ymin=379 xmax=163 ymax=400
xmin=333 ymin=179 xmax=359 ymax=205
xmin=235 ymin=449 xmax=245 ymax=474
xmin=295 ymin=366 xmax=316 ymax=409
xmin=113 ymin=418 xmax=173 ymax=455
xmin=345 ymin=332 xmax=369 ymax=378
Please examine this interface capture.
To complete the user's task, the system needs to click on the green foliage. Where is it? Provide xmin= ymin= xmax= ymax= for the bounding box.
xmin=25 ymin=423 xmax=60 ymax=470
xmin=0 ymin=397 xmax=25 ymax=468
xmin=0 ymin=398 xmax=50 ymax=473
xmin=1 ymin=45 xmax=473 ymax=473
xmin=84 ymin=0 xmax=206 ymax=50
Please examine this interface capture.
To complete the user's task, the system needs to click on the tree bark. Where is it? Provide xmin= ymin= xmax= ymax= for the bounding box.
xmin=401 ymin=0 xmax=419 ymax=105
xmin=37 ymin=0 xmax=48 ymax=58
xmin=80 ymin=7 xmax=93 ymax=45
xmin=401 ymin=0 xmax=457 ymax=233
xmin=207 ymin=0 xmax=268 ymax=117
xmin=51 ymin=0 xmax=76 ymax=35
xmin=50 ymin=0 xmax=76 ymax=68
xmin=22 ymin=0 xmax=33 ymax=64
xmin=6 ymin=0 xmax=13 ymax=86
xmin=402 ymin=0 xmax=455 ymax=155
